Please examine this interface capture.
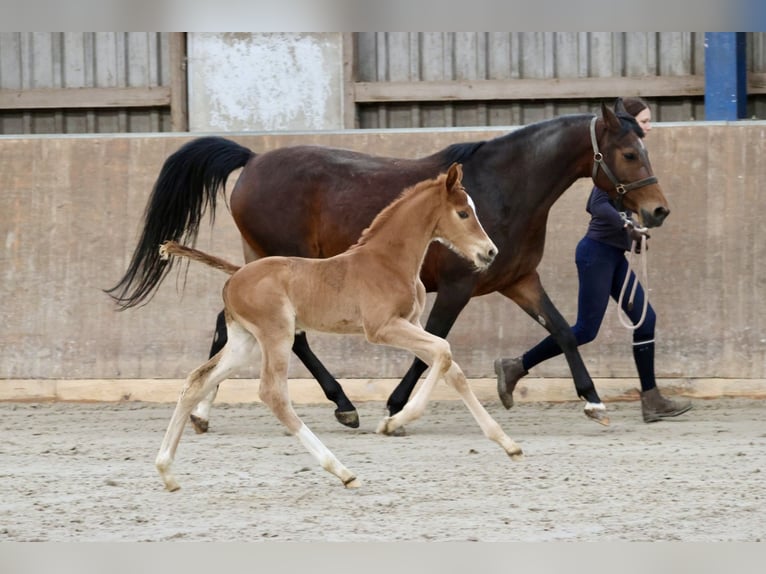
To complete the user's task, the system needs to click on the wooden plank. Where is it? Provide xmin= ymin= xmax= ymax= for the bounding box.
xmin=0 ymin=86 xmax=172 ymax=110
xmin=169 ymin=32 xmax=188 ymax=131
xmin=354 ymin=74 xmax=766 ymax=103
xmin=3 ymin=378 xmax=765 ymax=404
xmin=353 ymin=76 xmax=708 ymax=102
xmin=341 ymin=33 xmax=356 ymax=129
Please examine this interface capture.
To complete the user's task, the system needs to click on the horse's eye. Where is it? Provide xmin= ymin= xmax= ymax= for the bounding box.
xmin=457 ymin=210 xmax=469 ymax=220
xmin=623 ymin=152 xmax=637 ymax=161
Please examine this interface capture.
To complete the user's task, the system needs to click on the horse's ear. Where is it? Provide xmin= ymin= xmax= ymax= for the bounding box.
xmin=601 ymin=101 xmax=621 ymax=133
xmin=614 ymin=97 xmax=627 ymax=116
xmin=446 ymin=162 xmax=463 ymax=190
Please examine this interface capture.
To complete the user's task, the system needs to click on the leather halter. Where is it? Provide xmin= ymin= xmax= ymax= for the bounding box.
xmin=589 ymin=116 xmax=658 ymax=206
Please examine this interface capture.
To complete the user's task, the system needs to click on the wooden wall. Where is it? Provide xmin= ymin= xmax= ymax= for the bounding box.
xmin=353 ymin=32 xmax=766 ymax=128
xmin=0 ymin=32 xmax=186 ymax=133
xmin=2 ymin=32 xmax=766 ymax=134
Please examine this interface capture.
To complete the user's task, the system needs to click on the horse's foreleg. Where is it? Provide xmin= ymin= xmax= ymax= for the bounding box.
xmin=292 ymin=332 xmax=358 ymax=428
xmin=189 ymin=310 xmax=227 ymax=434
xmin=258 ymin=341 xmax=359 ymax=488
xmin=369 ymin=319 xmax=452 ymax=434
xmin=386 ymin=281 xmax=473 ymax=416
xmin=156 ymin=325 xmax=254 ymax=491
xmin=502 ymin=275 xmax=608 ymax=425
xmin=442 ymin=362 xmax=523 ymax=460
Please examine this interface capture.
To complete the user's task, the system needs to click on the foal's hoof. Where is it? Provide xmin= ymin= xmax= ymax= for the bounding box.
xmin=190 ymin=414 xmax=209 ymax=434
xmin=335 ymin=409 xmax=360 ymax=429
xmin=344 ymin=477 xmax=362 ymax=489
xmin=376 ymin=417 xmax=406 ymax=436
xmin=508 ymin=448 xmax=524 ymax=462
xmin=584 ymin=403 xmax=610 ymax=426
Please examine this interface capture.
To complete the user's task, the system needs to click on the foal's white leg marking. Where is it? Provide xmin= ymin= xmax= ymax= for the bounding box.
xmin=376 ymin=360 xmax=445 ymax=434
xmin=372 ymin=320 xmax=453 ymax=434
xmin=155 ymin=322 xmax=255 ymax=491
xmin=255 ymin=326 xmax=360 ymax=488
xmin=442 ymin=362 xmax=523 ymax=460
xmin=296 ymin=424 xmax=360 ymax=488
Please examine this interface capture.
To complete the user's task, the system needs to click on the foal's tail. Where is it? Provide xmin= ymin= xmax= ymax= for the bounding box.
xmin=104 ymin=136 xmax=254 ymax=309
xmin=159 ymin=241 xmax=241 ymax=275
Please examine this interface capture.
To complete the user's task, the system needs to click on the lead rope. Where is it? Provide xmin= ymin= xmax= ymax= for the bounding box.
xmin=616 ymin=215 xmax=649 ymax=330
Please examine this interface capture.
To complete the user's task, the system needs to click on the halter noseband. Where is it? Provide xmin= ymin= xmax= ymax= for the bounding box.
xmin=589 ymin=116 xmax=658 ymax=208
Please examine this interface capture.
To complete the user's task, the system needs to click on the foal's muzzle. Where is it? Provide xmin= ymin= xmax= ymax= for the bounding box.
xmin=477 ymin=245 xmax=498 ymax=268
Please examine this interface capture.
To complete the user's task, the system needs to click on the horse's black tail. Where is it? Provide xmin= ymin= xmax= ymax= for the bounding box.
xmin=105 ymin=136 xmax=254 ymax=310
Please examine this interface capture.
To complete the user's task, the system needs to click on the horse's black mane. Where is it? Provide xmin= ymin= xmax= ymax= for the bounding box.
xmin=438 ymin=110 xmax=643 ymax=165
xmin=442 ymin=141 xmax=487 ymax=164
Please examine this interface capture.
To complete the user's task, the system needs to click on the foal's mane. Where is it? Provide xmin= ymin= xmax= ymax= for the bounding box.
xmin=350 ymin=173 xmax=446 ymax=250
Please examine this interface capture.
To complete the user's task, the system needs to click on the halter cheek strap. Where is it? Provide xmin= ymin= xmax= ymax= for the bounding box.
xmin=589 ymin=116 xmax=658 ymax=208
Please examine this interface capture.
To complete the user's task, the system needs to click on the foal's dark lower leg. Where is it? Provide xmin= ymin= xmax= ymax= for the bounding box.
xmin=292 ymin=332 xmax=358 ymax=428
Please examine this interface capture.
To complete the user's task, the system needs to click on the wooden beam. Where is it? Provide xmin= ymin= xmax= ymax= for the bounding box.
xmin=169 ymin=32 xmax=189 ymax=131
xmin=341 ymin=33 xmax=357 ymax=129
xmin=749 ymin=72 xmax=766 ymax=94
xmin=0 ymin=87 xmax=171 ymax=110
xmin=354 ymin=74 xmax=766 ymax=103
xmin=353 ymin=77 xmax=709 ymax=103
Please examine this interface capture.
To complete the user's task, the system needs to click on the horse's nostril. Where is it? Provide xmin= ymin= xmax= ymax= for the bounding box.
xmin=654 ymin=206 xmax=670 ymax=220
xmin=488 ymin=248 xmax=497 ymax=259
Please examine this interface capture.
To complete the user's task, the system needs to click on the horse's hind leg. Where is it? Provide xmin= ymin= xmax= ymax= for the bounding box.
xmin=292 ymin=332 xmax=359 ymax=428
xmin=257 ymin=337 xmax=360 ymax=488
xmin=156 ymin=321 xmax=255 ymax=491
xmin=442 ymin=361 xmax=523 ymax=460
xmin=189 ymin=309 xmax=227 ymax=434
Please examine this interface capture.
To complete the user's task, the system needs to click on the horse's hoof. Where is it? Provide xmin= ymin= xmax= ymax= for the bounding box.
xmin=335 ymin=409 xmax=360 ymax=428
xmin=584 ymin=403 xmax=610 ymax=426
xmin=190 ymin=414 xmax=209 ymax=434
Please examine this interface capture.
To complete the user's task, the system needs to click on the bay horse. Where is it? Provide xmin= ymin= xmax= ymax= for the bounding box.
xmin=154 ymin=164 xmax=523 ymax=491
xmin=107 ymin=99 xmax=669 ymax=430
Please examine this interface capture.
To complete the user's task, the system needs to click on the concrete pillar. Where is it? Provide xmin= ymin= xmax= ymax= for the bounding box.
xmin=186 ymin=33 xmax=344 ymax=131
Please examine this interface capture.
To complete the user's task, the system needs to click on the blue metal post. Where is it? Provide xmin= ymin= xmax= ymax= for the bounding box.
xmin=704 ymin=32 xmax=747 ymax=120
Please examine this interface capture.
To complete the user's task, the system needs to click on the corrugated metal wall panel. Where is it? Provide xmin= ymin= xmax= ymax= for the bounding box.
xmin=356 ymin=32 xmax=765 ymax=128
xmin=0 ymin=32 xmax=171 ymax=134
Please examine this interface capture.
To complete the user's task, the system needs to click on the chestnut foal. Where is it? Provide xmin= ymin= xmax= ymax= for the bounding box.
xmin=155 ymin=163 xmax=523 ymax=491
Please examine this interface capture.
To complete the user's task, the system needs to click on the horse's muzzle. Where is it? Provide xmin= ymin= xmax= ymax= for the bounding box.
xmin=640 ymin=205 xmax=670 ymax=228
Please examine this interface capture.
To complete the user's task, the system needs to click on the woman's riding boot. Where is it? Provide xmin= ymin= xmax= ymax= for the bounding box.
xmin=495 ymin=357 xmax=528 ymax=409
xmin=640 ymin=387 xmax=692 ymax=423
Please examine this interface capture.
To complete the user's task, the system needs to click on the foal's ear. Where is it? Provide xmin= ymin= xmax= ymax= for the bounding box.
xmin=445 ymin=162 xmax=463 ymax=190
xmin=601 ymin=101 xmax=621 ymax=133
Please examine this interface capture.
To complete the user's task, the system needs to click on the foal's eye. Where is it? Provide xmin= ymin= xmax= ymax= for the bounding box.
xmin=623 ymin=152 xmax=637 ymax=161
xmin=457 ymin=210 xmax=469 ymax=219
